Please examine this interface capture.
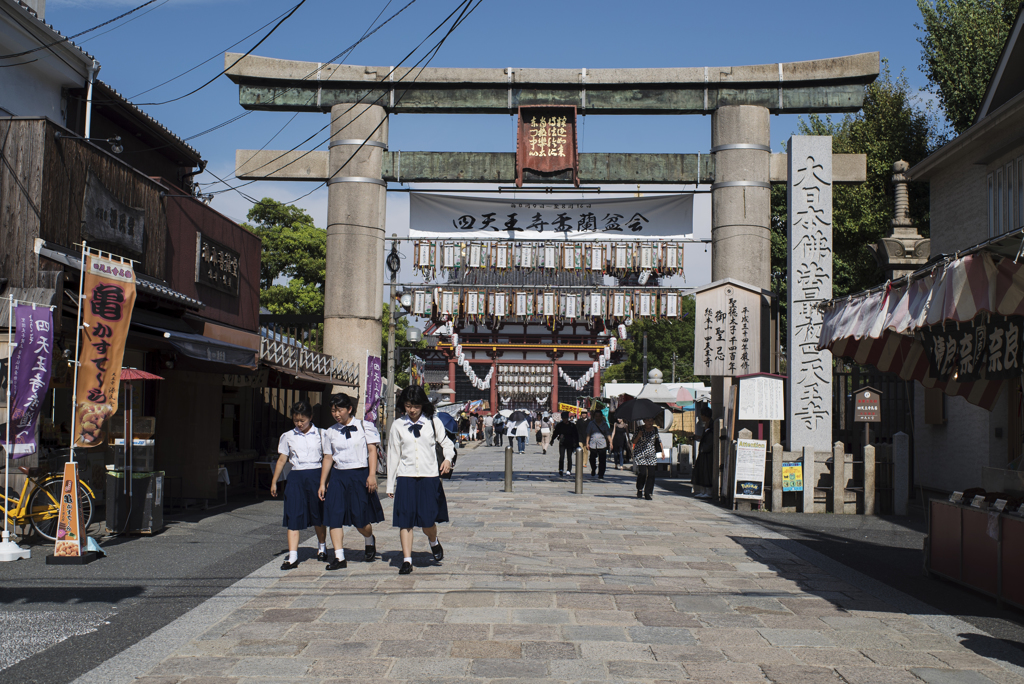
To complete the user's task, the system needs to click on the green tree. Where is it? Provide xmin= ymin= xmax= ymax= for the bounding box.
xmin=770 ymin=63 xmax=935 ymax=351
xmin=243 ymin=198 xmax=326 ymax=315
xmin=916 ymin=0 xmax=1024 ymax=135
xmin=602 ymin=295 xmax=705 ymax=385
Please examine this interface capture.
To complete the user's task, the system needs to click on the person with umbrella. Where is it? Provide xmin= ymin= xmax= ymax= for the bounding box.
xmin=318 ymin=393 xmax=385 ymax=570
xmin=386 ymin=385 xmax=454 ymax=575
xmin=615 ymin=398 xmax=666 ymax=500
xmin=509 ymin=410 xmax=530 ymax=454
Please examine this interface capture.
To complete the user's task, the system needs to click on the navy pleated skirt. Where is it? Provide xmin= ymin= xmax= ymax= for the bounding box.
xmin=282 ymin=468 xmax=324 ymax=530
xmin=392 ymin=476 xmax=449 ymax=529
xmin=324 ymin=466 xmax=385 ymax=528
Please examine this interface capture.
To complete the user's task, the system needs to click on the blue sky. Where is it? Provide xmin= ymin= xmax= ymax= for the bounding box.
xmin=47 ymin=0 xmax=938 ymax=288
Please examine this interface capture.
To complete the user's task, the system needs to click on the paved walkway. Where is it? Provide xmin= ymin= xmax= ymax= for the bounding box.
xmin=79 ymin=444 xmax=1024 ymax=684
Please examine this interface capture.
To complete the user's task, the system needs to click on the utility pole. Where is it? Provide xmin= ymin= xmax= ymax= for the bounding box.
xmin=642 ymin=331 xmax=648 ymax=383
xmin=384 ymin=235 xmax=399 ymax=432
xmin=672 ymin=352 xmax=677 ymax=383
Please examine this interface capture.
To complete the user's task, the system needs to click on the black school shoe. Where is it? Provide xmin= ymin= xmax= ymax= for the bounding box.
xmin=399 ymin=561 xmax=413 ymax=574
xmin=431 ymin=542 xmax=444 ymax=562
xmin=644 ymin=494 xmax=653 ymax=500
xmin=637 ymin=490 xmax=643 ymax=499
xmin=317 ymin=549 xmax=329 ymax=562
xmin=364 ymin=545 xmax=377 ymax=562
xmin=280 ymin=558 xmax=300 ymax=570
xmin=326 ymin=558 xmax=347 ymax=571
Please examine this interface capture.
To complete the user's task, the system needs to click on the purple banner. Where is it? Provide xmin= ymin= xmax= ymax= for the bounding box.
xmin=364 ymin=354 xmax=383 ymax=422
xmin=7 ymin=305 xmax=54 ymax=457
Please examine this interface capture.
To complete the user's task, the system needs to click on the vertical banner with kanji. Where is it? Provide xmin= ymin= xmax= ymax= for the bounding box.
xmin=516 ymin=106 xmax=578 ymax=187
xmin=73 ymin=254 xmax=137 ymax=447
xmin=54 ymin=462 xmax=83 ymax=558
xmin=364 ymin=353 xmax=383 ymax=422
xmin=7 ymin=305 xmax=54 ymax=456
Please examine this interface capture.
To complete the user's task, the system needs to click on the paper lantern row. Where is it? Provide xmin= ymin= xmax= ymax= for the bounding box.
xmin=559 ymin=363 xmax=599 ymax=392
xmin=412 ymin=288 xmax=688 ymax=323
xmin=413 ymin=240 xmax=685 ymax=278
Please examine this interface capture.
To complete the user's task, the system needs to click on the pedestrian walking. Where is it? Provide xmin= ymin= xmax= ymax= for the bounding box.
xmin=483 ymin=413 xmax=494 ymax=446
xmin=387 ymin=385 xmax=454 ymax=575
xmin=271 ymin=400 xmax=328 ymax=570
xmin=539 ymin=414 xmax=552 ymax=454
xmin=632 ymin=416 xmax=664 ymax=500
xmin=610 ymin=417 xmax=629 ymax=469
xmin=694 ymin=407 xmax=715 ymax=499
xmin=318 ymin=393 xmax=385 ymax=570
xmin=493 ymin=413 xmax=506 ymax=447
xmin=576 ymin=410 xmax=591 ymax=467
xmin=469 ymin=413 xmax=478 ymax=441
xmin=551 ymin=411 xmax=579 ymax=477
xmin=515 ymin=416 xmax=530 ymax=454
xmin=586 ymin=413 xmax=611 ymax=479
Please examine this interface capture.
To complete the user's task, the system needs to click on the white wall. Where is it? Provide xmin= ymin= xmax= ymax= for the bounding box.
xmin=0 ymin=3 xmax=88 ymax=124
xmin=913 ymin=384 xmax=1009 ymax=493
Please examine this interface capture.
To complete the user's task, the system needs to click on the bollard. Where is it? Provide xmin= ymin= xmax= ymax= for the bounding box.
xmin=575 ymin=448 xmax=584 ymax=494
xmin=504 ymin=446 xmax=513 ymax=492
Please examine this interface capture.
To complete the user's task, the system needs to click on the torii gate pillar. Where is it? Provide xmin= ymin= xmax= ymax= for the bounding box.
xmin=709 ymin=104 xmax=772 ymax=480
xmin=324 ymin=103 xmax=388 ymax=411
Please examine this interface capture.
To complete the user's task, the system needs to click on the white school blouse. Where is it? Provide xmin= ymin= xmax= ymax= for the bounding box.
xmin=278 ymin=425 xmax=324 ymax=471
xmin=322 ymin=419 xmax=381 ymax=470
xmin=386 ymin=414 xmax=455 ymax=494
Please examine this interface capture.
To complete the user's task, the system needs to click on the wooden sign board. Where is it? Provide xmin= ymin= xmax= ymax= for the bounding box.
xmin=693 ymin=279 xmax=762 ymax=377
xmin=853 ymin=387 xmax=881 ymax=423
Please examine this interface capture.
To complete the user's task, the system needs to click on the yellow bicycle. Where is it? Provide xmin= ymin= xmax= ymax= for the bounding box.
xmin=2 ymin=466 xmax=96 ymax=541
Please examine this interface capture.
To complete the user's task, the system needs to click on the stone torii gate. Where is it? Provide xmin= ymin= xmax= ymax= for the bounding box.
xmin=225 ymin=53 xmax=878 ymax=412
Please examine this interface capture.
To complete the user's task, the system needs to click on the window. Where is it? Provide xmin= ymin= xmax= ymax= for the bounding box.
xmin=989 ymin=173 xmax=996 ymax=237
xmin=997 ymin=168 xmax=1004 ymax=235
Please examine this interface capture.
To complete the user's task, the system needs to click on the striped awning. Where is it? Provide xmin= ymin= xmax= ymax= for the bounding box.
xmin=818 ymin=251 xmax=1024 ymax=411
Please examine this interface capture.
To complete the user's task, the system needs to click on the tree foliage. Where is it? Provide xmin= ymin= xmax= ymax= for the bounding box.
xmin=243 ymin=198 xmax=326 ymax=315
xmin=602 ymin=296 xmax=704 ymax=385
xmin=770 ymin=63 xmax=936 ymax=351
xmin=382 ymin=302 xmax=428 ymax=388
xmin=916 ymin=0 xmax=1024 ymax=135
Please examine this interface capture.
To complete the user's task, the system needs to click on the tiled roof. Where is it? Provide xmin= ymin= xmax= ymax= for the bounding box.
xmin=10 ymin=0 xmax=96 ymax=64
xmin=96 ymin=80 xmax=203 ymax=165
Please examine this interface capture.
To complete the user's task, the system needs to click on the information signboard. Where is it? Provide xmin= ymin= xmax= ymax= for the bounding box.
xmin=854 ymin=387 xmax=881 ymax=423
xmin=738 ymin=373 xmax=785 ymax=421
xmin=782 ymin=462 xmax=804 ymax=492
xmin=734 ymin=438 xmax=768 ymax=500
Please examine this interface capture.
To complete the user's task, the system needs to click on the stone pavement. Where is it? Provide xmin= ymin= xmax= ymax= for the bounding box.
xmin=78 ymin=444 xmax=1024 ymax=684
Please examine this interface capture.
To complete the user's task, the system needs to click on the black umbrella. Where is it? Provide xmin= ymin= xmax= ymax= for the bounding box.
xmin=613 ymin=398 xmax=662 ymax=424
xmin=509 ymin=410 xmax=529 ymax=423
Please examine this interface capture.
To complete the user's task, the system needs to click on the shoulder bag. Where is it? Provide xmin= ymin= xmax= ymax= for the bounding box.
xmin=432 ymin=416 xmax=454 ymax=480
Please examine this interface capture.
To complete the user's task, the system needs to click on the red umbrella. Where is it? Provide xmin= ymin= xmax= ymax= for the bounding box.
xmin=119 ymin=368 xmax=163 ymax=381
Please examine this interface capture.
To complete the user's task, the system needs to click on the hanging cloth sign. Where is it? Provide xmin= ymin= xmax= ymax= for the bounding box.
xmin=516 ymin=105 xmax=579 ymax=187
xmin=7 ymin=304 xmax=54 ymax=456
xmin=409 ymin=193 xmax=693 ymax=241
xmin=73 ymin=253 xmax=137 ymax=447
xmin=365 ymin=353 xmax=383 ymax=422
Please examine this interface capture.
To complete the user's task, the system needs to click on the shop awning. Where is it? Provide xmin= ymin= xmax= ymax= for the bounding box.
xmin=817 ymin=250 xmax=1024 ymax=410
xmin=133 ymin=319 xmax=258 ymax=370
xmin=34 ymin=239 xmax=204 ymax=310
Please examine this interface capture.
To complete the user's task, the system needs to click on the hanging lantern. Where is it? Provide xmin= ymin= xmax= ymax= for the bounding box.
xmin=455 ymin=344 xmax=462 ymax=356
xmin=617 ymin=324 xmax=627 ymax=339
xmin=451 ymin=333 xmax=459 ymax=347
xmin=610 ymin=338 xmax=617 ymax=352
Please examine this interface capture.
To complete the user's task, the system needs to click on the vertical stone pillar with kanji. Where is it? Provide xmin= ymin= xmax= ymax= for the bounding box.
xmin=786 ymin=136 xmax=833 ymax=453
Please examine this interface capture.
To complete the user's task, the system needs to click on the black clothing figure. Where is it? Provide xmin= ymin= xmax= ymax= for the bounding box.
xmin=551 ymin=414 xmax=579 ymax=475
xmin=694 ymin=408 xmax=715 ymax=495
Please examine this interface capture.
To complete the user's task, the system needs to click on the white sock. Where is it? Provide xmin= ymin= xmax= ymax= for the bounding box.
xmin=366 ymin=534 xmax=375 ymax=546
xmin=287 ymin=551 xmax=298 ymax=563
xmin=318 ymin=543 xmax=326 ymax=553
xmin=335 ymin=548 xmax=344 ymax=561
xmin=429 ymin=538 xmax=440 ymax=547
xmin=403 ymin=556 xmax=412 ymax=564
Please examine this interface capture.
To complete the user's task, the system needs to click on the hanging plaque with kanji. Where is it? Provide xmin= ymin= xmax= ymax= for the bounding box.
xmin=516 ymin=106 xmax=578 ymax=187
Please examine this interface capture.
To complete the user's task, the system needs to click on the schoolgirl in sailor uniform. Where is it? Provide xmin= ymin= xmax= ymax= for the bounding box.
xmin=271 ymin=400 xmax=328 ymax=570
xmin=318 ymin=393 xmax=386 ymax=570
xmin=387 ymin=385 xmax=454 ymax=575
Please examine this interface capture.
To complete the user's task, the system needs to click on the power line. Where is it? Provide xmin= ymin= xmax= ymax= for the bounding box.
xmin=77 ymin=0 xmax=171 ymax=46
xmin=203 ymin=0 xmax=473 ymax=201
xmin=127 ymin=5 xmax=294 ymax=99
xmin=0 ymin=0 xmax=160 ymax=60
xmin=208 ymin=0 xmax=481 ymax=203
xmin=134 ymin=0 xmax=309 ymax=106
